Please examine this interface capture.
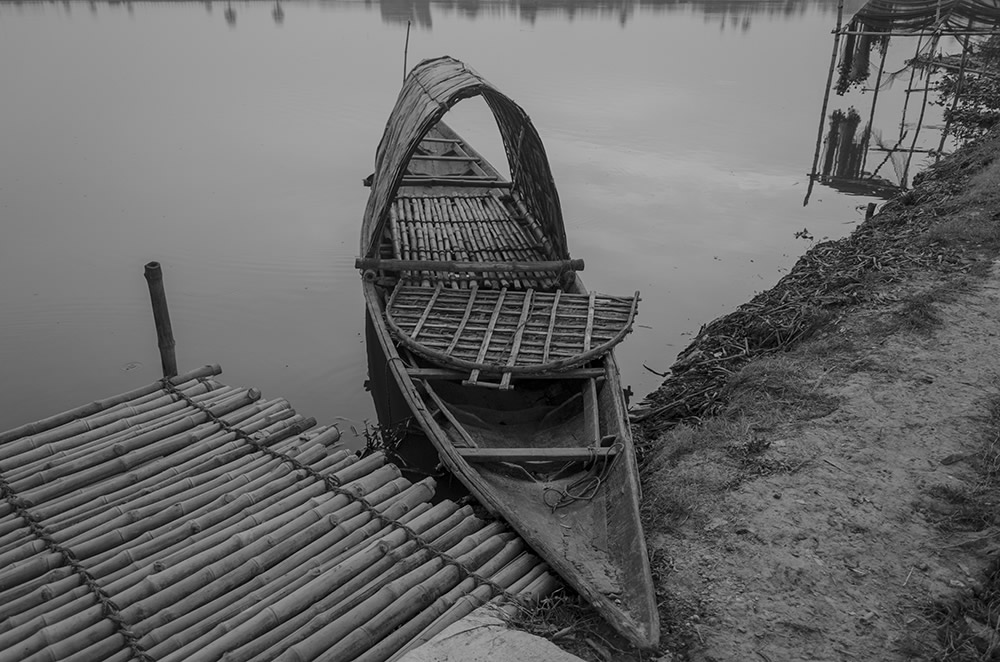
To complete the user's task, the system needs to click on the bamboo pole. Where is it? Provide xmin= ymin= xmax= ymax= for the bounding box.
xmin=804 ymin=0 xmax=845 ymax=205
xmin=58 ymin=636 xmax=131 ymax=662
xmin=144 ymin=261 xmax=178 ymax=379
xmin=237 ymin=508 xmax=486 ymax=662
xmin=15 ymin=389 xmax=261 ymax=499
xmin=160 ymin=491 xmax=447 ymax=661
xmin=97 ymin=460 xmax=309 ymax=589
xmin=0 ymin=364 xmax=221 ymax=448
xmin=58 ymin=452 xmax=279 ymax=549
xmin=119 ymin=475 xmax=428 ymax=625
xmin=296 ymin=530 xmax=515 ymax=662
xmin=0 ymin=602 xmax=104 ymax=661
xmin=71 ymin=415 xmax=313 ymax=570
xmin=162 ymin=500 xmax=451 ymax=662
xmin=0 ymin=567 xmax=73 ymax=610
xmin=18 ymin=618 xmax=117 ymax=662
xmin=0 ymin=380 xmax=224 ymax=475
xmin=37 ymin=399 xmax=295 ymax=528
xmin=155 ymin=496 xmax=434 ymax=657
xmin=132 ymin=472 xmax=416 ymax=644
xmin=386 ymin=559 xmax=551 ymax=662
xmin=356 ymin=541 xmax=532 ymax=662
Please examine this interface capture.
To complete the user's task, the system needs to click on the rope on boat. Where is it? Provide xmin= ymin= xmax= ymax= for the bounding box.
xmin=160 ymin=377 xmax=526 ymax=612
xmin=542 ymin=442 xmax=624 ymax=512
xmin=0 ymin=473 xmax=155 ymax=662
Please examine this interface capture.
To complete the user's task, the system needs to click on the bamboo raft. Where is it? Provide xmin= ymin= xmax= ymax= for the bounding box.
xmin=358 ymin=56 xmax=659 ymax=648
xmin=0 ymin=364 xmax=558 ymax=662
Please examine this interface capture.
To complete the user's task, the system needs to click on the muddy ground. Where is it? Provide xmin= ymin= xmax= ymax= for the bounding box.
xmin=520 ymin=128 xmax=1000 ymax=661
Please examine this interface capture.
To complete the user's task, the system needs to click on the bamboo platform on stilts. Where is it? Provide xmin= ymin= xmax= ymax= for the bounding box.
xmin=0 ymin=364 xmax=558 ymax=662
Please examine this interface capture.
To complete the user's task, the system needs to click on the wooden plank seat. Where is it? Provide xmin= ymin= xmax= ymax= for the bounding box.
xmin=385 ymin=282 xmax=639 ymax=388
xmin=456 ymin=447 xmax=619 ymax=463
xmin=386 ymin=193 xmax=559 ymax=289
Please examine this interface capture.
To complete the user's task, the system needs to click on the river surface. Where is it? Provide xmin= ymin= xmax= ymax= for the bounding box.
xmin=0 ymin=0 xmax=943 ymax=442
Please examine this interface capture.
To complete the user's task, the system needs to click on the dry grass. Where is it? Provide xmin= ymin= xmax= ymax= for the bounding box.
xmin=925 ymin=394 xmax=1000 ymax=660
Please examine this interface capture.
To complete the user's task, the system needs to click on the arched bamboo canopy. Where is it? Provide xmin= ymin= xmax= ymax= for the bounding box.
xmin=361 ymin=56 xmax=568 ymax=261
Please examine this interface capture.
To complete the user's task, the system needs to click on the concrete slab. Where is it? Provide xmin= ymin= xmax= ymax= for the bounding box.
xmin=397 ymin=608 xmax=586 ymax=662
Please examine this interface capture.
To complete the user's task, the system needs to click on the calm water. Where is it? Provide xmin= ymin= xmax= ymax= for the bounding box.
xmin=0 ymin=0 xmax=936 ymax=440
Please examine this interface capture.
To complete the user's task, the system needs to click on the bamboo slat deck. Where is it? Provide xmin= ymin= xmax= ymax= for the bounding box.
xmin=385 ymin=284 xmax=639 ymax=386
xmin=0 ymin=365 xmax=557 ymax=662
xmin=387 ymin=194 xmax=557 ymax=289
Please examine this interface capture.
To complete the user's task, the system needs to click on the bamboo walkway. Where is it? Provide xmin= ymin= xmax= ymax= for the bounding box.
xmin=0 ymin=364 xmax=557 ymax=662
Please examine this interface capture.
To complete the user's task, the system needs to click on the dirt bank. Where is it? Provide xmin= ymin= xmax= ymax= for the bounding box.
xmin=522 ymin=128 xmax=1000 ymax=661
xmin=637 ymin=127 xmax=1000 ymax=661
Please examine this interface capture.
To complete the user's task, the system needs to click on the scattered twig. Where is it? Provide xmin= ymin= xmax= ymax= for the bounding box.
xmin=823 ymin=457 xmax=848 ymax=473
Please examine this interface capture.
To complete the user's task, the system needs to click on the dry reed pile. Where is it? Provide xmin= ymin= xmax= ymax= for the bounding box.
xmin=0 ymin=365 xmax=557 ymax=662
xmin=632 ymin=179 xmax=965 ymax=439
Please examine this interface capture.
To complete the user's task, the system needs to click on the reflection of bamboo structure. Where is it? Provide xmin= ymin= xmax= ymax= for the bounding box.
xmin=0 ymin=365 xmax=557 ymax=662
xmin=806 ymin=0 xmax=1000 ymax=203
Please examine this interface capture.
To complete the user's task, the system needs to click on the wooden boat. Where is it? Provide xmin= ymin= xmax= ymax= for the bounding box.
xmin=357 ymin=56 xmax=660 ymax=649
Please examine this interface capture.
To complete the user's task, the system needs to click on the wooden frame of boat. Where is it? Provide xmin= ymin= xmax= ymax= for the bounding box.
xmin=357 ymin=56 xmax=660 ymax=649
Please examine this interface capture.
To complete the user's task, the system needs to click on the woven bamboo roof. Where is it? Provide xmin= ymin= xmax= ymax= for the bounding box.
xmin=361 ymin=56 xmax=568 ymax=262
xmin=0 ymin=365 xmax=556 ymax=662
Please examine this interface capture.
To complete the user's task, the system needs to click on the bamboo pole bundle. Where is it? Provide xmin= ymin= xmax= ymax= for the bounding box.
xmin=0 ymin=380 xmax=228 ymax=476
xmin=0 ymin=364 xmax=221 ymax=450
xmin=350 ymin=539 xmax=529 ymax=662
xmin=265 ymin=520 xmax=506 ymax=662
xmin=155 ymin=485 xmax=443 ymax=661
xmin=8 ymin=392 xmax=270 ymax=496
xmin=94 ymin=460 xmax=310 ymax=588
xmin=117 ymin=472 xmax=420 ymax=625
xmin=0 ymin=552 xmax=65 ymax=594
xmin=160 ymin=500 xmax=446 ymax=662
xmin=65 ymin=423 xmax=312 ymax=566
xmin=285 ymin=529 xmax=515 ymax=662
xmin=97 ymin=433 xmax=343 ymax=573
xmin=54 ymin=447 xmax=277 ymax=547
xmin=2 ymin=460 xmax=349 ymax=649
xmin=32 ymin=398 xmax=295 ymax=526
xmin=133 ymin=465 xmax=406 ymax=591
xmin=57 ymin=451 xmax=283 ymax=551
xmin=0 ymin=567 xmax=73 ymax=611
xmin=0 ymin=571 xmax=85 ymax=634
xmin=40 ymin=415 xmax=307 ymax=555
xmin=106 ymin=475 xmax=346 ymax=606
xmin=16 ymin=389 xmax=262 ymax=504
xmin=235 ymin=505 xmax=486 ymax=662
xmin=0 ymin=580 xmax=92 ymax=635
xmin=0 ymin=600 xmax=104 ymax=661
xmin=18 ymin=618 xmax=117 ymax=662
xmin=132 ymin=474 xmax=421 ymax=648
xmin=56 ymin=635 xmax=132 ymax=662
xmin=383 ymin=555 xmax=551 ymax=662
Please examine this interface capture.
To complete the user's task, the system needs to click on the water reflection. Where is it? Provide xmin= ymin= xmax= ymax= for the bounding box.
xmin=13 ymin=0 xmax=852 ymax=31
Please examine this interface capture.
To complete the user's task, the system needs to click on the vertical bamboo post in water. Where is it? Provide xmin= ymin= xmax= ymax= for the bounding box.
xmin=144 ymin=261 xmax=178 ymax=379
